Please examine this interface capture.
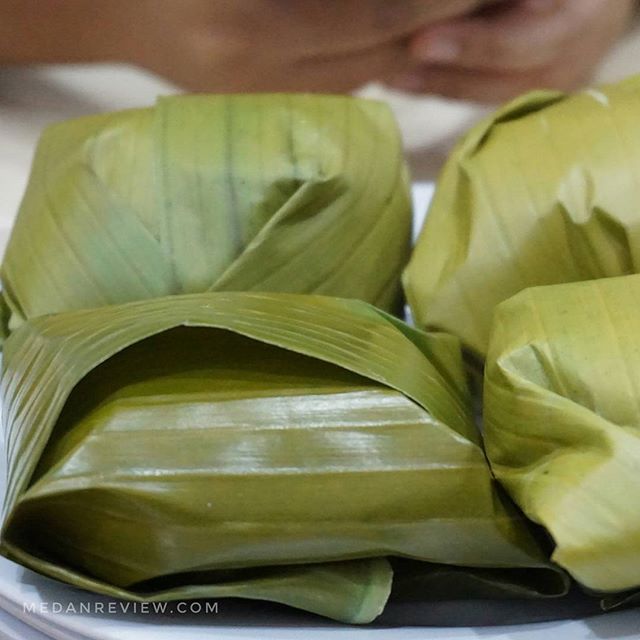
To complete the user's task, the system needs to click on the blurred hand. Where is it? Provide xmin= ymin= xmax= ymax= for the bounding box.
xmin=126 ymin=0 xmax=489 ymax=92
xmin=0 ymin=0 xmax=489 ymax=93
xmin=390 ymin=0 xmax=635 ymax=103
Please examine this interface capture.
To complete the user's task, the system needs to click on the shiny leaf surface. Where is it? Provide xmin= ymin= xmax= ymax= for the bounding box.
xmin=1 ymin=292 xmax=559 ymax=621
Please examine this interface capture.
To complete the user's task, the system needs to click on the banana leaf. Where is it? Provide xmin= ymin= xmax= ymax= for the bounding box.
xmin=0 ymin=93 xmax=411 ymax=340
xmin=1 ymin=292 xmax=562 ymax=622
xmin=404 ymin=75 xmax=640 ymax=358
xmin=390 ymin=559 xmax=565 ymax=603
xmin=484 ymin=273 xmax=640 ymax=603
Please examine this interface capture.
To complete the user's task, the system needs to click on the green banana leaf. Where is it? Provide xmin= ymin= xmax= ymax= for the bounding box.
xmin=1 ymin=292 xmax=562 ymax=622
xmin=484 ymin=273 xmax=640 ymax=602
xmin=390 ymin=558 xmax=567 ymax=603
xmin=0 ymin=93 xmax=411 ymax=340
xmin=404 ymin=75 xmax=640 ymax=358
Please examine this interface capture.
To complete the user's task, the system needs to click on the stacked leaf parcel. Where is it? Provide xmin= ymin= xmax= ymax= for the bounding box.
xmin=1 ymin=293 xmax=561 ymax=623
xmin=0 ymin=93 xmax=565 ymax=624
xmin=405 ymin=74 xmax=640 ymax=358
xmin=0 ymin=93 xmax=412 ymax=335
xmin=484 ymin=275 xmax=640 ymax=610
xmin=405 ymin=74 xmax=640 ymax=612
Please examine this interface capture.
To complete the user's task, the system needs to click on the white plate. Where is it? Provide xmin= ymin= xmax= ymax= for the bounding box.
xmin=0 ymin=606 xmax=59 ymax=640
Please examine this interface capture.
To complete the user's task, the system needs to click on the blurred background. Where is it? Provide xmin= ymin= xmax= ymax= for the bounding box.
xmin=1 ymin=2 xmax=639 ymax=228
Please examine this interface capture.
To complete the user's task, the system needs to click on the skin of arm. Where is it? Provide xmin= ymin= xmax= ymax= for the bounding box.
xmin=0 ymin=0 xmax=484 ymax=92
xmin=0 ymin=0 xmax=633 ymax=99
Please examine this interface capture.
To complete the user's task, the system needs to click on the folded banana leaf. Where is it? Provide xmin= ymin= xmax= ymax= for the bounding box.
xmin=0 ymin=93 xmax=411 ymax=340
xmin=1 ymin=292 xmax=562 ymax=622
xmin=484 ymin=273 xmax=640 ymax=604
xmin=404 ymin=75 xmax=640 ymax=358
xmin=390 ymin=559 xmax=565 ymax=603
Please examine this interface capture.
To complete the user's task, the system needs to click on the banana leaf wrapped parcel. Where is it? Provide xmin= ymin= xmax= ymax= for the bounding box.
xmin=0 ymin=292 xmax=564 ymax=623
xmin=484 ymin=274 xmax=640 ymax=606
xmin=0 ymin=93 xmax=411 ymax=340
xmin=405 ymin=75 xmax=640 ymax=358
